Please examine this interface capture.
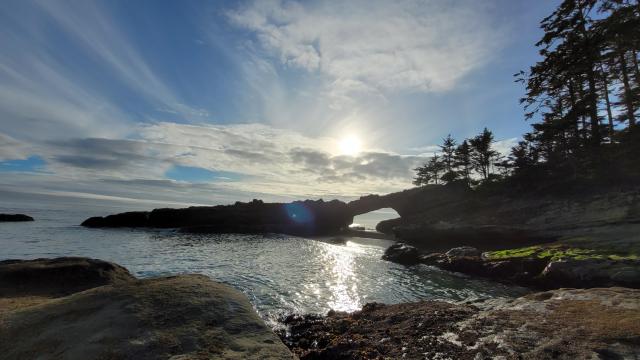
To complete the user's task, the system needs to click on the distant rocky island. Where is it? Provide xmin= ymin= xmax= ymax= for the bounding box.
xmin=0 ymin=214 xmax=33 ymax=222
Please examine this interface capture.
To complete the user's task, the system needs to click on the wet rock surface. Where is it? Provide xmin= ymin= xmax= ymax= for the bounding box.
xmin=279 ymin=288 xmax=640 ymax=359
xmin=0 ymin=214 xmax=34 ymax=222
xmin=383 ymin=243 xmax=640 ymax=289
xmin=0 ymin=257 xmax=293 ymax=359
xmin=381 ymin=243 xmax=421 ymax=265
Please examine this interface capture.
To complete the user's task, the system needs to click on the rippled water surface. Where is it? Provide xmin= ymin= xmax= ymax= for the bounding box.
xmin=1 ymin=197 xmax=525 ymax=326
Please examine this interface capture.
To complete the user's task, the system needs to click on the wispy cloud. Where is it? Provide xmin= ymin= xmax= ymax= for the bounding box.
xmin=228 ymin=0 xmax=506 ymax=109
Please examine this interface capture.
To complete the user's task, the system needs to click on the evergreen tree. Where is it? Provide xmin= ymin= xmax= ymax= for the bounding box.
xmin=454 ymin=140 xmax=473 ymax=186
xmin=469 ymin=128 xmax=499 ymax=181
xmin=413 ymin=154 xmax=444 ymax=186
xmin=439 ymin=134 xmax=458 ymax=183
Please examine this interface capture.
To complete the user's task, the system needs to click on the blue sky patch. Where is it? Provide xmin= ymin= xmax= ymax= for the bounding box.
xmin=0 ymin=156 xmax=46 ymax=173
xmin=165 ymin=165 xmax=242 ymax=183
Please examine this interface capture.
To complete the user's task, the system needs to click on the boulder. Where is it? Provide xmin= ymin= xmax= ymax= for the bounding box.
xmin=0 ymin=257 xmax=134 ymax=297
xmin=0 ymin=214 xmax=34 ymax=222
xmin=0 ymin=258 xmax=293 ymax=359
xmin=382 ymin=243 xmax=421 ymax=265
xmin=375 ymin=217 xmax=403 ymax=234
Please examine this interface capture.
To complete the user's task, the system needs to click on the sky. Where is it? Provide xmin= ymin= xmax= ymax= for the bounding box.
xmin=0 ymin=0 xmax=559 ymax=206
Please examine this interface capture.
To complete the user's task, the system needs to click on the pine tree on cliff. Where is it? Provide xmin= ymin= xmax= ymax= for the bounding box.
xmin=439 ymin=134 xmax=459 ymax=183
xmin=413 ymin=154 xmax=444 ymax=186
xmin=469 ymin=128 xmax=499 ymax=181
xmin=597 ymin=0 xmax=640 ymax=130
xmin=454 ymin=140 xmax=473 ymax=186
xmin=512 ymin=0 xmax=640 ymax=184
xmin=538 ymin=0 xmax=603 ymax=147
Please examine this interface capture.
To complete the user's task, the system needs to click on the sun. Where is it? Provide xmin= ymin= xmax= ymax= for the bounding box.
xmin=338 ymin=135 xmax=362 ymax=156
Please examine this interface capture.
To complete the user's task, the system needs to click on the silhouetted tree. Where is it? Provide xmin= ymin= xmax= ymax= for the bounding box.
xmin=469 ymin=128 xmax=499 ymax=181
xmin=413 ymin=154 xmax=444 ymax=186
xmin=454 ymin=140 xmax=473 ymax=186
xmin=439 ymin=134 xmax=459 ymax=183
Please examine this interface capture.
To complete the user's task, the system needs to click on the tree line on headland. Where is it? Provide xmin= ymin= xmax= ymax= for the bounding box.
xmin=414 ymin=0 xmax=640 ymax=192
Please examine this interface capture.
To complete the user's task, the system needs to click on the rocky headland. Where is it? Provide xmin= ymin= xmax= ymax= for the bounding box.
xmin=0 ymin=213 xmax=34 ymax=222
xmin=375 ymin=185 xmax=640 ymax=290
xmin=81 ymin=185 xmax=640 ymax=289
xmin=82 ymin=199 xmax=353 ymax=237
xmin=0 ymin=257 xmax=293 ymax=359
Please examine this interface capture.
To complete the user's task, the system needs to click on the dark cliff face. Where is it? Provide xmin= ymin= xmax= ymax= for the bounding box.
xmin=351 ymin=185 xmax=640 ymax=251
xmin=82 ymin=199 xmax=354 ymax=236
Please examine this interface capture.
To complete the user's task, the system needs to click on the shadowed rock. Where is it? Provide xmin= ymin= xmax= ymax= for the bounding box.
xmin=350 ymin=186 xmax=640 ymax=251
xmin=0 ymin=257 xmax=134 ymax=297
xmin=383 ymin=243 xmax=640 ymax=289
xmin=82 ymin=199 xmax=353 ymax=236
xmin=0 ymin=214 xmax=34 ymax=222
xmin=381 ymin=243 xmax=421 ymax=265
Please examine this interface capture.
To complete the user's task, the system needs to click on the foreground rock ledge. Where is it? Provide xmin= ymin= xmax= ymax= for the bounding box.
xmin=281 ymin=287 xmax=640 ymax=359
xmin=0 ymin=257 xmax=293 ymax=359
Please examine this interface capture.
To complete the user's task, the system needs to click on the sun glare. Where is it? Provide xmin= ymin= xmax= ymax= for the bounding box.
xmin=338 ymin=135 xmax=362 ymax=156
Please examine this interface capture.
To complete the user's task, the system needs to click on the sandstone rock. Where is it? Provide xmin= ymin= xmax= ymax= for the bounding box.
xmin=382 ymin=243 xmax=421 ymax=265
xmin=0 ymin=258 xmax=293 ymax=359
xmin=0 ymin=257 xmax=134 ymax=297
xmin=0 ymin=214 xmax=34 ymax=222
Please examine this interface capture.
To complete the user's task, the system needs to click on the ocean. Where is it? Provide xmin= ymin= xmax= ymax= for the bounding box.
xmin=0 ymin=192 xmax=523 ymax=327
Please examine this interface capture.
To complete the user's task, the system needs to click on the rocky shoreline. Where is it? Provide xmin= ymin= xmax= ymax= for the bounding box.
xmin=279 ymin=287 xmax=640 ymax=359
xmin=52 ymin=185 xmax=640 ymax=358
xmin=382 ymin=243 xmax=640 ymax=290
xmin=3 ymin=257 xmax=639 ymax=359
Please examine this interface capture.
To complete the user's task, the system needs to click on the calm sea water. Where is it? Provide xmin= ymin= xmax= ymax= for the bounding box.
xmin=0 ymin=195 xmax=524 ymax=327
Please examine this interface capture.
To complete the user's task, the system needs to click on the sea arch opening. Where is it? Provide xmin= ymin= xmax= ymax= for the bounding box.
xmin=349 ymin=208 xmax=400 ymax=232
